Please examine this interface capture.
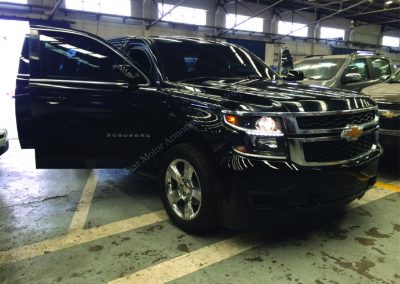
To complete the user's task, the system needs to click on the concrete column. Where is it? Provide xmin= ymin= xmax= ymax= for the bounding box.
xmin=349 ymin=20 xmax=355 ymax=42
xmin=265 ymin=43 xmax=275 ymax=66
xmin=143 ymin=0 xmax=158 ymax=20
xmin=215 ymin=5 xmax=226 ymax=29
xmin=269 ymin=13 xmax=278 ymax=34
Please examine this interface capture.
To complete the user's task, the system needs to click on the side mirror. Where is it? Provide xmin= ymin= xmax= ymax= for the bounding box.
xmin=379 ymin=74 xmax=390 ymax=81
xmin=342 ymin=73 xmax=362 ymax=84
xmin=283 ymin=70 xmax=304 ymax=81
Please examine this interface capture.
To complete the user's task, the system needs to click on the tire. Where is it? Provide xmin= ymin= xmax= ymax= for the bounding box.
xmin=159 ymin=144 xmax=219 ymax=234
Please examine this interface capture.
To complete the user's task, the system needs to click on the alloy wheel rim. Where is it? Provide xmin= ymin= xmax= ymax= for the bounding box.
xmin=165 ymin=159 xmax=202 ymax=221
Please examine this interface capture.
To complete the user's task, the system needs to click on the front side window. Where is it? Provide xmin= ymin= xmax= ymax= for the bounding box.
xmin=155 ymin=40 xmax=277 ymax=82
xmin=127 ymin=47 xmax=153 ymax=77
xmin=294 ymin=58 xmax=345 ymax=80
xmin=40 ymin=32 xmax=146 ymax=84
xmin=371 ymin=58 xmax=391 ymax=78
xmin=346 ymin=59 xmax=369 ymax=81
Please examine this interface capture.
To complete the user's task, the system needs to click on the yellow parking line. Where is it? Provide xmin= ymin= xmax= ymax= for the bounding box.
xmin=69 ymin=170 xmax=98 ymax=232
xmin=0 ymin=210 xmax=168 ymax=265
xmin=374 ymin=181 xmax=400 ymax=192
xmin=109 ymin=188 xmax=395 ymax=284
xmin=108 ymin=234 xmax=265 ymax=284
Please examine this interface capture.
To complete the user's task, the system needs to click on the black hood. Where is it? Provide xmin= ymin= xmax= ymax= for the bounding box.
xmin=172 ymin=78 xmax=375 ymax=113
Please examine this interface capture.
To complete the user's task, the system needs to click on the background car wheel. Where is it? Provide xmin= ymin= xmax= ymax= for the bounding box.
xmin=160 ymin=144 xmax=219 ymax=234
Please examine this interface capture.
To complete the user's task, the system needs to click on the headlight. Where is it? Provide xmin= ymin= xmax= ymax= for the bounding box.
xmin=255 ymin=117 xmax=278 ymax=132
xmin=223 ymin=113 xmax=287 ymax=159
xmin=224 ymin=115 xmax=284 ymax=136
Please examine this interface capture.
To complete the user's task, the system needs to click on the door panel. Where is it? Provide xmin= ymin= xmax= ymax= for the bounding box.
xmin=30 ymin=28 xmax=153 ymax=168
xmin=342 ymin=58 xmax=377 ymax=91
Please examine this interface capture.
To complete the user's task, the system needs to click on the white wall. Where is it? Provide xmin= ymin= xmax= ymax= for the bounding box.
xmin=1 ymin=0 xmax=399 ymax=63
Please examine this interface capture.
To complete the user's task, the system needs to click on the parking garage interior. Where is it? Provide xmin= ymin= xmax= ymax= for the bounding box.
xmin=0 ymin=1 xmax=399 ymax=283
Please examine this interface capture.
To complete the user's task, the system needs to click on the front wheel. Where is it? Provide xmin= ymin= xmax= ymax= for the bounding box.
xmin=160 ymin=144 xmax=219 ymax=234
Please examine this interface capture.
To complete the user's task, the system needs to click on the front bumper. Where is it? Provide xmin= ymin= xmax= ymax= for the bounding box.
xmin=218 ymin=147 xmax=381 ymax=230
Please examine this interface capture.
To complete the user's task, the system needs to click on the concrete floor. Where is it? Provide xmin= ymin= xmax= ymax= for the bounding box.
xmin=0 ymin=95 xmax=399 ymax=284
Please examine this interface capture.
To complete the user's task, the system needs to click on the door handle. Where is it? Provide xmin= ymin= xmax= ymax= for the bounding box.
xmin=46 ymin=96 xmax=66 ymax=105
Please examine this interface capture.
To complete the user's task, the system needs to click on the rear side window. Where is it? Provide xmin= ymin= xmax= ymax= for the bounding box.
xmin=346 ymin=59 xmax=369 ymax=81
xmin=371 ymin=58 xmax=391 ymax=79
xmin=40 ymin=32 xmax=134 ymax=82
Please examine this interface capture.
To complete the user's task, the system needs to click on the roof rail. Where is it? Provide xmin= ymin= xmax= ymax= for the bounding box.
xmin=304 ymin=54 xmax=326 ymax=58
xmin=354 ymin=50 xmax=378 ymax=56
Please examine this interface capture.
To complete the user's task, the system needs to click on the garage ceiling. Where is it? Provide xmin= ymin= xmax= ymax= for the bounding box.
xmin=237 ymin=0 xmax=400 ymax=30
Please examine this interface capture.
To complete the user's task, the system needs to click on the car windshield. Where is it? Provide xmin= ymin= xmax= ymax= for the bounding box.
xmin=154 ymin=39 xmax=278 ymax=82
xmin=294 ymin=58 xmax=345 ymax=80
xmin=390 ymin=69 xmax=400 ymax=83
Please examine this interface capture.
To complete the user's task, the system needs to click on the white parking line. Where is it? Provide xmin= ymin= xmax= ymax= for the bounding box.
xmin=108 ymin=233 xmax=265 ymax=284
xmin=69 ymin=170 xmax=98 ymax=232
xmin=109 ymin=187 xmax=395 ymax=284
xmin=0 ymin=184 xmax=394 ymax=268
xmin=0 ymin=210 xmax=168 ymax=265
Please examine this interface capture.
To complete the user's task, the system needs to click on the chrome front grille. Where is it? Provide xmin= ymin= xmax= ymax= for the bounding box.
xmin=296 ymin=110 xmax=375 ymax=130
xmin=284 ymin=107 xmax=380 ymax=166
xmin=302 ymin=132 xmax=375 ymax=163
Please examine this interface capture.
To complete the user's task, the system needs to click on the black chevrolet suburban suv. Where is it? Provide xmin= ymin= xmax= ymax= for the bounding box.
xmin=16 ymin=26 xmax=382 ymax=233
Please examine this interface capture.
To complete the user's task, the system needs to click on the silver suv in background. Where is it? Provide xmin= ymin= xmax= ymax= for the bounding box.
xmin=292 ymin=52 xmax=395 ymax=92
xmin=362 ymin=69 xmax=400 ymax=156
xmin=0 ymin=128 xmax=8 ymax=156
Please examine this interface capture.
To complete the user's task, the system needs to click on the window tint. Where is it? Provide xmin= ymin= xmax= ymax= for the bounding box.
xmin=40 ymin=32 xmax=145 ymax=83
xmin=127 ymin=48 xmax=152 ymax=75
xmin=346 ymin=59 xmax=368 ymax=81
xmin=371 ymin=58 xmax=391 ymax=79
xmin=155 ymin=40 xmax=277 ymax=82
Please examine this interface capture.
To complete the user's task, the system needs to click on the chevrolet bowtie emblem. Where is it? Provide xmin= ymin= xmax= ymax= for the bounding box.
xmin=381 ymin=111 xmax=399 ymax=119
xmin=341 ymin=125 xmax=363 ymax=141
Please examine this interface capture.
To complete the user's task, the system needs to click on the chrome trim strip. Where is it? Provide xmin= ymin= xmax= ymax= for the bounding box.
xmin=288 ymin=142 xmax=380 ymax=167
xmin=288 ymin=126 xmax=378 ymax=142
xmin=380 ymin=129 xmax=400 ymax=137
xmin=232 ymin=148 xmax=287 ymax=160
xmin=222 ymin=106 xmax=377 ymax=117
xmin=285 ymin=111 xmax=378 ymax=135
xmin=30 ymin=78 xmax=129 ymax=86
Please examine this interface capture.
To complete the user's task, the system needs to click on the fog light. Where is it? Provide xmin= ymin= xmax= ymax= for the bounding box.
xmin=257 ymin=137 xmax=278 ymax=149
